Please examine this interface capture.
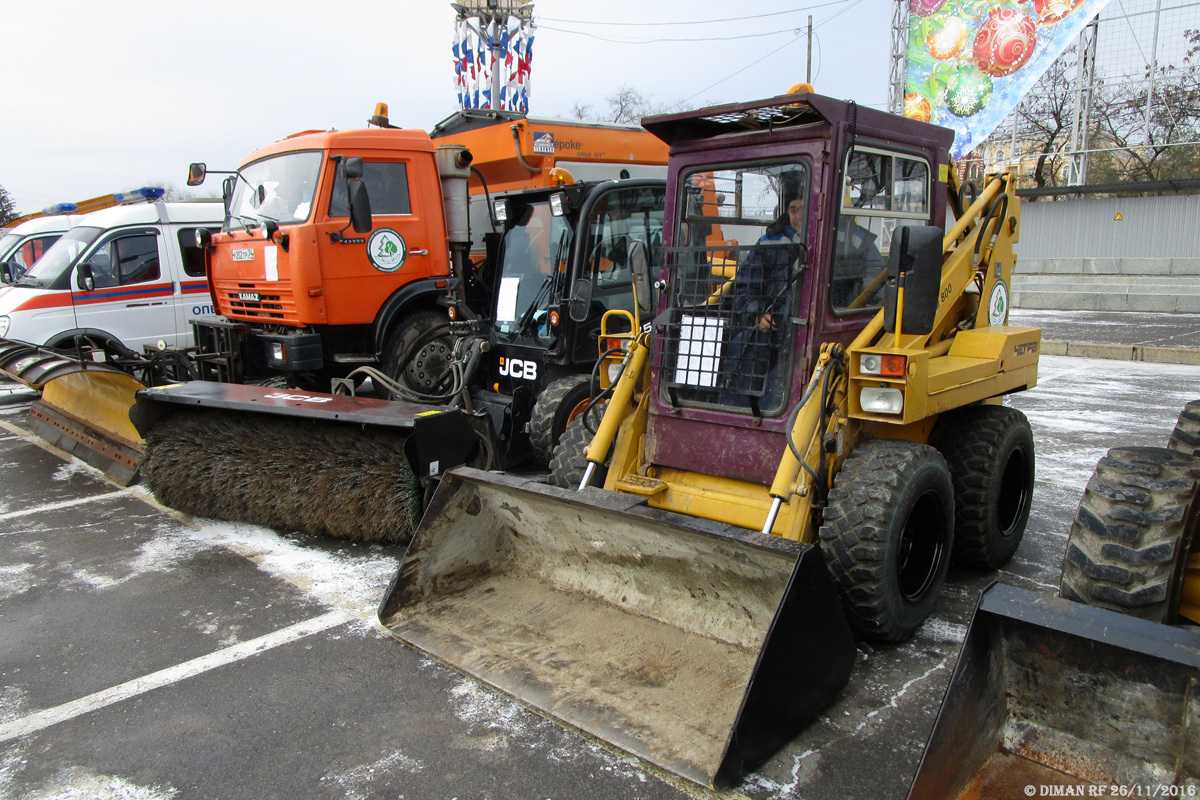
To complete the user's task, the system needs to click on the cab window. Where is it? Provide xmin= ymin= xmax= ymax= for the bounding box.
xmin=329 ymin=161 xmax=411 ymax=217
xmin=832 ymin=148 xmax=932 ymax=313
xmin=177 ymin=229 xmax=208 ymax=277
xmin=16 ymin=236 xmax=60 ymax=273
xmin=579 ymin=185 xmax=665 ymax=317
xmin=87 ymin=233 xmax=160 ymax=289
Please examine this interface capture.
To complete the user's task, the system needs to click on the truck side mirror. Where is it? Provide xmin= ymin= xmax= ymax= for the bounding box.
xmin=221 ymin=176 xmax=235 ymax=208
xmin=77 ymin=263 xmax=95 ymax=292
xmin=627 ymin=239 xmax=653 ymax=314
xmin=348 ymin=180 xmax=373 ymax=234
xmin=343 ymin=156 xmax=365 ymax=180
xmin=568 ymin=277 xmax=593 ymax=323
xmin=187 ymin=163 xmax=207 ymax=187
xmin=883 ymin=225 xmax=943 ymax=336
xmin=0 ymin=261 xmax=12 ymax=285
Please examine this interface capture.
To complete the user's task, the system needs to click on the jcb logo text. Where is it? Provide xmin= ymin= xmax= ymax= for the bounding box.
xmin=499 ymin=358 xmax=538 ymax=380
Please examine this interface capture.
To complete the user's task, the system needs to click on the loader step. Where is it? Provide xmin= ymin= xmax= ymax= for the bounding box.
xmin=613 ymin=474 xmax=668 ymax=496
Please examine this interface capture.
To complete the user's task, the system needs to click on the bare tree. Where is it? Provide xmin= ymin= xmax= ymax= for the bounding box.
xmin=568 ymin=85 xmax=677 ymax=124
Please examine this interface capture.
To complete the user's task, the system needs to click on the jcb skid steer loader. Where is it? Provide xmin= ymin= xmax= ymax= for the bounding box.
xmin=378 ymin=89 xmax=1042 ymax=787
xmin=908 ymin=410 xmax=1200 ymax=799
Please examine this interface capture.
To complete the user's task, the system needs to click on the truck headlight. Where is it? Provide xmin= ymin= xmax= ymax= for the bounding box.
xmin=0 ymin=316 xmax=9 ymax=337
xmin=861 ymin=386 xmax=903 ymax=414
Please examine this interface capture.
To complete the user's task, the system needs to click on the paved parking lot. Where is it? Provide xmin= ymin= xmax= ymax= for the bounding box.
xmin=2 ymin=353 xmax=1200 ymax=800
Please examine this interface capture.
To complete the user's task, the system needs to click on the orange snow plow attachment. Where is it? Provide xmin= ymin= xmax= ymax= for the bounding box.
xmin=378 ymin=468 xmax=856 ymax=788
xmin=0 ymin=339 xmax=145 ymax=484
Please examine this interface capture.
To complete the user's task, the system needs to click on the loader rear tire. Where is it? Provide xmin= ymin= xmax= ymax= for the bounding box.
xmin=529 ymin=375 xmax=593 ymax=465
xmin=819 ymin=439 xmax=954 ymax=643
xmin=1060 ymin=446 xmax=1200 ymax=624
xmin=383 ymin=310 xmax=454 ymax=399
xmin=1167 ymin=400 xmax=1200 ymax=457
xmin=547 ymin=408 xmax=607 ymax=489
xmin=935 ymin=405 xmax=1034 ymax=570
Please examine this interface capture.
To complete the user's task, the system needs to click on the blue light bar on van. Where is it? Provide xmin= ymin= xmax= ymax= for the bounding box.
xmin=113 ymin=186 xmax=166 ymax=203
xmin=41 ymin=202 xmax=80 ymax=215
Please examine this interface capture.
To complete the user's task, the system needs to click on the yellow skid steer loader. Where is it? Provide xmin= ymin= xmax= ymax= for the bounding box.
xmin=379 ymin=89 xmax=1042 ymax=787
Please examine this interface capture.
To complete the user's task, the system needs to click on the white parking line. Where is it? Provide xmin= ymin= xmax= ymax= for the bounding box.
xmin=0 ymin=610 xmax=350 ymax=744
xmin=0 ymin=491 xmax=131 ymax=525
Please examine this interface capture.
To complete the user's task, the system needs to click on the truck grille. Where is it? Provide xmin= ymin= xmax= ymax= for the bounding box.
xmin=218 ymin=283 xmax=296 ymax=323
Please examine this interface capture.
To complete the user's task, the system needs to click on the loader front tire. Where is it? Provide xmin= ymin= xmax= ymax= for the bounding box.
xmin=935 ymin=405 xmax=1034 ymax=570
xmin=819 ymin=439 xmax=954 ymax=643
xmin=529 ymin=375 xmax=593 ymax=465
xmin=383 ymin=310 xmax=454 ymax=399
xmin=547 ymin=408 xmax=607 ymax=489
xmin=1167 ymin=400 xmax=1200 ymax=457
xmin=1060 ymin=446 xmax=1200 ymax=624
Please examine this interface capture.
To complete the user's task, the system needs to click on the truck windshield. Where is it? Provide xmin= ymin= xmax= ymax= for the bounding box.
xmin=227 ymin=151 xmax=322 ymax=231
xmin=16 ymin=227 xmax=102 ymax=290
xmin=493 ymin=201 xmax=573 ymax=345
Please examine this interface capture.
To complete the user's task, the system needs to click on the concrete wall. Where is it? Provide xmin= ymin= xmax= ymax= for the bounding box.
xmin=1011 ymin=195 xmax=1200 ymax=312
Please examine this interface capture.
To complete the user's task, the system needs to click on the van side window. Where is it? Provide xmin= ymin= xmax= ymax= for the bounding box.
xmin=329 ymin=161 xmax=411 ymax=217
xmin=177 ymin=229 xmax=208 ymax=277
xmin=89 ymin=234 xmax=160 ymax=288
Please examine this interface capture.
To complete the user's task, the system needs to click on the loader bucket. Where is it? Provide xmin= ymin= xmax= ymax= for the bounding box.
xmin=378 ymin=468 xmax=856 ymax=788
xmin=907 ymin=583 xmax=1200 ymax=800
xmin=130 ymin=381 xmax=487 ymax=543
xmin=0 ymin=339 xmax=145 ymax=484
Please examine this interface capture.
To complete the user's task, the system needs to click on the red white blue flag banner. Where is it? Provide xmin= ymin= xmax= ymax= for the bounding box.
xmin=453 ymin=16 xmax=535 ymax=113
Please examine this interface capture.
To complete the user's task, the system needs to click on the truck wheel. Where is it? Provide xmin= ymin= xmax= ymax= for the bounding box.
xmin=529 ymin=375 xmax=594 ymax=466
xmin=1060 ymin=446 xmax=1200 ymax=624
xmin=547 ymin=408 xmax=606 ymax=489
xmin=1167 ymin=400 xmax=1200 ymax=457
xmin=383 ymin=310 xmax=454 ymax=398
xmin=935 ymin=405 xmax=1034 ymax=570
xmin=819 ymin=439 xmax=954 ymax=643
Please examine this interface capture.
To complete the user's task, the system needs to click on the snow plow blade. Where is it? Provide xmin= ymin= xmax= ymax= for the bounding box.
xmin=378 ymin=468 xmax=856 ymax=788
xmin=0 ymin=339 xmax=145 ymax=484
xmin=130 ymin=381 xmax=487 ymax=543
xmin=907 ymin=584 xmax=1200 ymax=799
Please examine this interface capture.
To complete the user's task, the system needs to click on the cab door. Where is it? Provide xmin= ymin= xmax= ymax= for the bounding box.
xmin=71 ymin=227 xmax=179 ymax=349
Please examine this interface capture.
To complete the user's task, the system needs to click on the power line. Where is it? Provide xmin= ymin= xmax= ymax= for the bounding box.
xmin=535 ymin=24 xmax=800 ymax=44
xmin=537 ymin=2 xmax=854 ymax=27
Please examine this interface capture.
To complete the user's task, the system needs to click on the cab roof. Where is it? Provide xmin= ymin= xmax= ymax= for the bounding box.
xmin=243 ymin=127 xmax=436 ymax=166
xmin=3 ymin=214 xmax=91 ymax=237
xmin=80 ymin=200 xmax=225 ymax=228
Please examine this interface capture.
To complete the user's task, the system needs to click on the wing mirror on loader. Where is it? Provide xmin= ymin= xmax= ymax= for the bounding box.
xmin=568 ymin=278 xmax=593 ymax=323
xmin=883 ymin=225 xmax=943 ymax=337
xmin=343 ymin=156 xmax=373 ymax=234
xmin=628 ymin=238 xmax=653 ymax=315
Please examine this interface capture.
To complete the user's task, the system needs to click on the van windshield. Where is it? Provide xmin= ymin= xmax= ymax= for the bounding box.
xmin=227 ymin=151 xmax=322 ymax=231
xmin=17 ymin=227 xmax=102 ymax=289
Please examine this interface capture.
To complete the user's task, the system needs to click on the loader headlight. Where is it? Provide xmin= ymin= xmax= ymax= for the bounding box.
xmin=607 ymin=361 xmax=624 ymax=384
xmin=271 ymin=342 xmax=285 ymax=361
xmin=493 ymin=199 xmax=508 ymax=223
xmin=0 ymin=315 xmax=9 ymax=337
xmin=859 ymin=353 xmax=907 ymax=377
xmin=860 ymin=386 xmax=903 ymax=414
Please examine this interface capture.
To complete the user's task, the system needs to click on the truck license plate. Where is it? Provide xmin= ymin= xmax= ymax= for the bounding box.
xmin=232 ymin=248 xmax=255 ymax=262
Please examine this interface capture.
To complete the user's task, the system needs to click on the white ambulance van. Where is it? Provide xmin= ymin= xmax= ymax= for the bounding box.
xmin=0 ymin=200 xmax=224 ymax=351
xmin=0 ymin=215 xmax=89 ymax=283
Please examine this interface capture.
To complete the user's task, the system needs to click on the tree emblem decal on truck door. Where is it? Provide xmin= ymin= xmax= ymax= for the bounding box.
xmin=367 ymin=228 xmax=407 ymax=273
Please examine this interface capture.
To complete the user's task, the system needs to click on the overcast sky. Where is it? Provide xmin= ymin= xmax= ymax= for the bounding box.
xmin=2 ymin=0 xmax=892 ymax=215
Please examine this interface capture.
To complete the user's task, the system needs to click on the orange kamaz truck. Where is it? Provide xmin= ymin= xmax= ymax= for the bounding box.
xmin=186 ymin=107 xmax=668 ymax=388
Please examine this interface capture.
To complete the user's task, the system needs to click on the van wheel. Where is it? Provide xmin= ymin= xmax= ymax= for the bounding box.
xmin=530 ymin=376 xmax=594 ymax=466
xmin=547 ymin=408 xmax=607 ymax=489
xmin=1060 ymin=446 xmax=1200 ymax=624
xmin=935 ymin=405 xmax=1035 ymax=570
xmin=382 ymin=311 xmax=454 ymax=399
xmin=819 ymin=439 xmax=954 ymax=643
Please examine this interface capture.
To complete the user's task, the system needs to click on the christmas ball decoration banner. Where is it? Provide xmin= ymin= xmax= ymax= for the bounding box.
xmin=904 ymin=0 xmax=1111 ymax=159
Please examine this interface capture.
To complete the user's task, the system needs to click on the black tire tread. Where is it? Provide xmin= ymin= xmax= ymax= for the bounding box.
xmin=1167 ymin=400 xmax=1200 ymax=457
xmin=819 ymin=438 xmax=954 ymax=643
xmin=935 ymin=405 xmax=1035 ymax=569
xmin=1059 ymin=446 xmax=1200 ymax=623
xmin=547 ymin=410 xmax=606 ymax=489
xmin=529 ymin=375 xmax=593 ymax=465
